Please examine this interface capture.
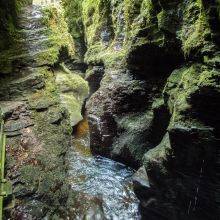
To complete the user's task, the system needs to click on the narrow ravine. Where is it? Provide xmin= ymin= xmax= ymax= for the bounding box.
xmin=1 ymin=1 xmax=219 ymax=219
xmin=0 ymin=2 xmax=141 ymax=218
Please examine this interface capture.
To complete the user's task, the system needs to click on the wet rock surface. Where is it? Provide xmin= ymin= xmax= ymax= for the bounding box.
xmin=0 ymin=4 xmax=81 ymax=219
xmin=86 ymin=67 xmax=170 ymax=168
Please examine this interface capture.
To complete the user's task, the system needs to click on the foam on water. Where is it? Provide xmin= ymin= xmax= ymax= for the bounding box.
xmin=68 ymin=119 xmax=140 ymax=219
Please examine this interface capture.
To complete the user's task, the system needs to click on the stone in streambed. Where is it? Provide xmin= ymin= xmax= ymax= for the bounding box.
xmin=133 ymin=166 xmax=150 ymax=192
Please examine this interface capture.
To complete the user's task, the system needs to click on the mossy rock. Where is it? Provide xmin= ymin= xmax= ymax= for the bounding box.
xmin=59 ymin=94 xmax=83 ymax=126
xmin=164 ymin=64 xmax=220 ymax=123
xmin=55 ymin=64 xmax=89 ymax=126
xmin=55 ymin=69 xmax=89 ymax=102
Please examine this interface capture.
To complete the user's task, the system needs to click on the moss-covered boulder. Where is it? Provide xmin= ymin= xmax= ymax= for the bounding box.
xmin=55 ymin=65 xmax=89 ymax=126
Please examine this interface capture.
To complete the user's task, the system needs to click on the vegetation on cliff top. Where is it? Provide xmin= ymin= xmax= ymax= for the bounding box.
xmin=61 ymin=0 xmax=215 ymax=68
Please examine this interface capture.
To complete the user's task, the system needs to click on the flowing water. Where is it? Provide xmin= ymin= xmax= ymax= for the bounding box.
xmin=67 ymin=119 xmax=140 ymax=219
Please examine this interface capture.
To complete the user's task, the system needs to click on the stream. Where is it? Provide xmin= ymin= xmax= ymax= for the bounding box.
xmin=67 ymin=119 xmax=140 ymax=219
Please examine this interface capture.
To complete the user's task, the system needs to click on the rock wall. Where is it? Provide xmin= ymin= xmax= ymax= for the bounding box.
xmin=0 ymin=3 xmax=88 ymax=219
xmin=0 ymin=0 xmax=18 ymax=51
xmin=63 ymin=0 xmax=220 ymax=219
xmin=0 ymin=0 xmax=32 ymax=51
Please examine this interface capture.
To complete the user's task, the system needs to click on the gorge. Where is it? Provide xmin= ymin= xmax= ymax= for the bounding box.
xmin=0 ymin=0 xmax=219 ymax=219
